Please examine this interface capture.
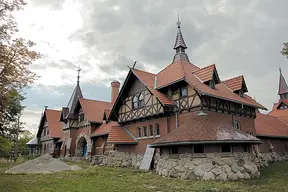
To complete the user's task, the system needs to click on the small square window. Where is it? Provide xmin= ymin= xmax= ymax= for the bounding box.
xmin=221 ymin=144 xmax=231 ymax=153
xmin=194 ymin=144 xmax=204 ymax=153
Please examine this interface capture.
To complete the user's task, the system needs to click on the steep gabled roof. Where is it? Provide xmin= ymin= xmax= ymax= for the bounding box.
xmin=151 ymin=112 xmax=261 ymax=147
xmin=223 ymin=76 xmax=248 ymax=93
xmin=193 ymin=64 xmax=220 ymax=83
xmin=65 ymin=83 xmax=83 ymax=119
xmin=77 ymin=98 xmax=112 ymax=123
xmin=37 ymin=109 xmax=63 ymax=138
xmin=255 ymin=113 xmax=288 ymax=138
xmin=278 ymin=69 xmax=288 ymax=95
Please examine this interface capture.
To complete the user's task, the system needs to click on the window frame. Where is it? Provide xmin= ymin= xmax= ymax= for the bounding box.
xmin=138 ymin=93 xmax=145 ymax=108
xmin=79 ymin=113 xmax=85 ymax=122
xmin=221 ymin=144 xmax=232 ymax=153
xmin=132 ymin=95 xmax=138 ymax=110
xmin=148 ymin=124 xmax=153 ymax=138
xmin=155 ymin=123 xmax=160 ymax=137
xmin=180 ymin=86 xmax=188 ymax=98
xmin=193 ymin=144 xmax=205 ymax=155
xmin=137 ymin=127 xmax=142 ymax=139
xmin=143 ymin=126 xmax=148 ymax=138
xmin=170 ymin=146 xmax=179 ymax=155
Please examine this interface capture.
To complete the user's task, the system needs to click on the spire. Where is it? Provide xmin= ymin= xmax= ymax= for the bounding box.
xmin=77 ymin=67 xmax=81 ymax=85
xmin=278 ymin=68 xmax=288 ymax=96
xmin=172 ymin=15 xmax=190 ymax=63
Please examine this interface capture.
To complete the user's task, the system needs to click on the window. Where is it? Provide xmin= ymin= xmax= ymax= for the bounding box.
xmin=79 ymin=114 xmax=85 ymax=122
xmin=239 ymin=90 xmax=244 ymax=97
xmin=137 ymin=127 xmax=141 ymax=138
xmin=149 ymin=124 xmax=153 ymax=137
xmin=234 ymin=120 xmax=241 ymax=130
xmin=138 ymin=93 xmax=145 ymax=108
xmin=221 ymin=144 xmax=231 ymax=153
xmin=170 ymin=146 xmax=178 ymax=155
xmin=132 ymin=95 xmax=138 ymax=109
xmin=180 ymin=86 xmax=188 ymax=98
xmin=47 ymin=129 xmax=49 ymax=135
xmin=143 ymin=126 xmax=147 ymax=137
xmin=155 ymin=123 xmax=160 ymax=136
xmin=194 ymin=144 xmax=204 ymax=153
xmin=209 ymin=80 xmax=215 ymax=89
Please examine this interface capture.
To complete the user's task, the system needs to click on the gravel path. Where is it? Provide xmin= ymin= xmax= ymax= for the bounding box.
xmin=5 ymin=154 xmax=82 ymax=174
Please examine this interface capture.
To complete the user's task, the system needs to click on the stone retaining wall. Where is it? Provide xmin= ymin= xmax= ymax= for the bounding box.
xmin=100 ymin=151 xmax=143 ymax=169
xmin=254 ymin=152 xmax=288 ymax=168
xmin=155 ymin=153 xmax=259 ymax=181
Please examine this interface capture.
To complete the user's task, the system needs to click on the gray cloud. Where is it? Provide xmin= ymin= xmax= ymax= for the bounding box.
xmin=27 ymin=0 xmax=288 ymax=113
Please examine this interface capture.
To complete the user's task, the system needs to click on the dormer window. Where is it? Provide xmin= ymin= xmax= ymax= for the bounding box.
xmin=180 ymin=86 xmax=188 ymax=98
xmin=239 ymin=90 xmax=244 ymax=97
xmin=209 ymin=80 xmax=215 ymax=89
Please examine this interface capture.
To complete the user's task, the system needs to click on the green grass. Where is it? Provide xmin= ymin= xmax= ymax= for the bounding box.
xmin=0 ymin=161 xmax=288 ymax=192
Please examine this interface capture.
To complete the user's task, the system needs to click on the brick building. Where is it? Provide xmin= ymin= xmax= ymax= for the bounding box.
xmin=255 ymin=69 xmax=288 ymax=154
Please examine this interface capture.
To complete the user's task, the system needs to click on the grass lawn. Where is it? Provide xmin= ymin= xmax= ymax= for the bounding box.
xmin=0 ymin=160 xmax=288 ymax=192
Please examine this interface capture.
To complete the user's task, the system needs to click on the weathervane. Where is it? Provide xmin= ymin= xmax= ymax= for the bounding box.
xmin=77 ymin=67 xmax=81 ymax=84
xmin=177 ymin=14 xmax=181 ymax=28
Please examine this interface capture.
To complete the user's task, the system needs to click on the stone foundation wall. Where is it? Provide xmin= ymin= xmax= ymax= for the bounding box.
xmin=155 ymin=153 xmax=259 ymax=181
xmin=254 ymin=152 xmax=288 ymax=168
xmin=98 ymin=151 xmax=143 ymax=169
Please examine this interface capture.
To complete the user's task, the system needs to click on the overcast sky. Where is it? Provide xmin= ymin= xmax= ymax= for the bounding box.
xmin=13 ymin=0 xmax=288 ymax=134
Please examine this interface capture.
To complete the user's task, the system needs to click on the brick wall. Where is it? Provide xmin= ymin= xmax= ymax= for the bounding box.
xmin=258 ymin=137 xmax=288 ymax=153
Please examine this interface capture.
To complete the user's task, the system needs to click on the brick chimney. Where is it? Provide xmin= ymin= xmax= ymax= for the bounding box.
xmin=111 ymin=80 xmax=120 ymax=103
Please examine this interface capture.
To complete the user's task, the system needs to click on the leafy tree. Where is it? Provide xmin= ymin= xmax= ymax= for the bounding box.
xmin=0 ymin=135 xmax=12 ymax=158
xmin=0 ymin=0 xmax=40 ymax=135
xmin=281 ymin=42 xmax=288 ymax=58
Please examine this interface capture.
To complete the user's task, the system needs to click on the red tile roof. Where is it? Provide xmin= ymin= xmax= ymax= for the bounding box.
xmin=255 ymin=113 xmax=288 ymax=137
xmin=79 ymin=98 xmax=112 ymax=123
xmin=45 ymin=109 xmax=63 ymax=138
xmin=151 ymin=112 xmax=260 ymax=146
xmin=223 ymin=76 xmax=244 ymax=92
xmin=131 ymin=68 xmax=175 ymax=106
xmin=156 ymin=59 xmax=199 ymax=88
xmin=193 ymin=64 xmax=216 ymax=83
xmin=91 ymin=121 xmax=119 ymax=137
xmin=107 ymin=126 xmax=137 ymax=144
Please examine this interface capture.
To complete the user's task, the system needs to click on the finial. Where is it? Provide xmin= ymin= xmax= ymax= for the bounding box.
xmin=177 ymin=15 xmax=181 ymax=28
xmin=77 ymin=67 xmax=81 ymax=84
xmin=44 ymin=106 xmax=48 ymax=110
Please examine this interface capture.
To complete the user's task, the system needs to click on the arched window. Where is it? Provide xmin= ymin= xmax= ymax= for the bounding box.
xmin=137 ymin=127 xmax=141 ymax=138
xmin=143 ymin=126 xmax=147 ymax=137
xmin=138 ymin=93 xmax=144 ymax=108
xmin=155 ymin=123 xmax=160 ymax=136
xmin=132 ymin=95 xmax=138 ymax=109
xmin=149 ymin=124 xmax=153 ymax=137
xmin=234 ymin=120 xmax=241 ymax=130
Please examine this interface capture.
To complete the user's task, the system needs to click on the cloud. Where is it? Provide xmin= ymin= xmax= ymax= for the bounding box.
xmin=12 ymin=0 xmax=288 ymax=132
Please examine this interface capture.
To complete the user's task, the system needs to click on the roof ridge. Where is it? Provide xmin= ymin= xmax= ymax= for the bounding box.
xmin=192 ymin=63 xmax=215 ymax=73
xmin=132 ymin=68 xmax=156 ymax=76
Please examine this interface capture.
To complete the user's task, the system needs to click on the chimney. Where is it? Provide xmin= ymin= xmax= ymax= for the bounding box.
xmin=111 ymin=80 xmax=120 ymax=103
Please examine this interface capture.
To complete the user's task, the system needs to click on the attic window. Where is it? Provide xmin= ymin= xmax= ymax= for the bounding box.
xmin=79 ymin=114 xmax=85 ymax=122
xmin=239 ymin=90 xmax=244 ymax=97
xmin=132 ymin=95 xmax=138 ymax=109
xmin=209 ymin=80 xmax=215 ymax=89
xmin=180 ymin=86 xmax=188 ymax=98
xmin=138 ymin=93 xmax=145 ymax=108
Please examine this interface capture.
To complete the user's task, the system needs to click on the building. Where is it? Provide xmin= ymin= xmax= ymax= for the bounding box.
xmin=33 ymin=69 xmax=120 ymax=159
xmin=255 ymin=69 xmax=288 ymax=158
xmin=103 ymin=20 xmax=267 ymax=180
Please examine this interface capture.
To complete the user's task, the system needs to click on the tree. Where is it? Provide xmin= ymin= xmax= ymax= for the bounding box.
xmin=281 ymin=42 xmax=288 ymax=59
xmin=0 ymin=0 xmax=40 ymax=133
